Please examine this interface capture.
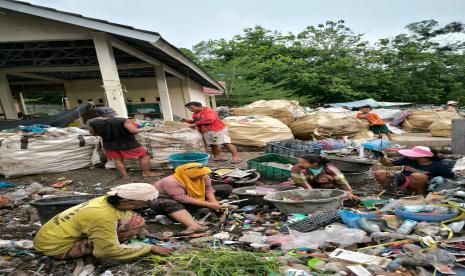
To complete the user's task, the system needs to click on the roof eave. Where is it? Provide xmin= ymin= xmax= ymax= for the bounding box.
xmin=153 ymin=38 xmax=224 ymax=92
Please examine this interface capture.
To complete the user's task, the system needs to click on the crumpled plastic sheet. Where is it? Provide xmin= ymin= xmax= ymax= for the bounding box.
xmin=280 ymin=225 xmax=370 ymax=251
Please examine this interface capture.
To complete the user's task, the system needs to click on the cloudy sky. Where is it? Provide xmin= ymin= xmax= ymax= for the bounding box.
xmin=26 ymin=0 xmax=465 ymax=48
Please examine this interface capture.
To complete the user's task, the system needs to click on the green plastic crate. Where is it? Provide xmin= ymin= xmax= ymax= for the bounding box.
xmin=247 ymin=153 xmax=297 ymax=181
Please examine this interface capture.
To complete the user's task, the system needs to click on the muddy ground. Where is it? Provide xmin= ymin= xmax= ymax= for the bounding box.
xmin=0 ymin=151 xmax=383 ymax=275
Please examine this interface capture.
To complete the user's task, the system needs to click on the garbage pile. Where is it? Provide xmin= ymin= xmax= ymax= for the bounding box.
xmin=0 ymin=125 xmax=101 ymax=178
xmin=228 ymin=99 xmax=464 ymax=144
xmin=127 ymin=183 xmax=462 ymax=275
xmin=290 ymin=111 xmax=372 ymax=140
xmin=231 ymin=100 xmax=307 ymax=126
xmin=223 ymin=116 xmax=294 ymax=147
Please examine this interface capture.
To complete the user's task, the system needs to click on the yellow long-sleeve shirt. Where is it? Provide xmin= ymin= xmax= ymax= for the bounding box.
xmin=33 ymin=196 xmax=151 ymax=260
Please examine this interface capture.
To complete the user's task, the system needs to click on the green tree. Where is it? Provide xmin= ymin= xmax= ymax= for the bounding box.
xmin=186 ymin=20 xmax=465 ymax=106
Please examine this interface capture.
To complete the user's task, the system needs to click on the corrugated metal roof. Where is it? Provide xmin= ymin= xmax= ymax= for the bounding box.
xmin=7 ymin=0 xmax=161 ymax=37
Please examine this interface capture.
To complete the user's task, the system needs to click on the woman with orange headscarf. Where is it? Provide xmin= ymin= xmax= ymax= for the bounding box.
xmin=150 ymin=163 xmax=233 ymax=235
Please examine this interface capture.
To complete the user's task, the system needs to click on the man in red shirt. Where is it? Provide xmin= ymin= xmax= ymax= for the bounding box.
xmin=183 ymin=102 xmax=240 ymax=163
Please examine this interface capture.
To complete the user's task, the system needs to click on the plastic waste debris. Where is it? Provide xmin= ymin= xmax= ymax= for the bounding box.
xmin=78 ymin=264 xmax=95 ymax=276
xmin=238 ymin=232 xmax=264 ymax=243
xmin=329 ymin=249 xmax=390 ymax=268
xmin=400 ymin=244 xmax=456 ymax=268
xmin=397 ymin=219 xmax=417 ymax=235
xmin=379 ymin=199 xmax=402 ymax=212
xmin=0 ymin=239 xmax=34 ymax=250
xmin=323 ymin=262 xmax=350 ymax=273
xmin=278 ymin=254 xmax=305 ymax=265
xmin=250 ymin=243 xmax=271 ymax=250
xmin=448 ymin=221 xmax=465 ymax=233
xmin=281 ymin=225 xmax=369 ymax=251
xmin=339 ymin=209 xmax=378 ymax=229
xmin=283 ymin=268 xmax=311 ymax=276
xmin=307 ymin=257 xmax=326 ymax=271
xmin=347 ymin=265 xmax=373 ymax=276
xmin=395 ymin=207 xmax=457 ymax=222
xmin=427 ymin=176 xmax=459 ymax=192
xmin=358 ymin=218 xmax=387 ymax=233
xmin=414 ymin=222 xmax=440 ymax=236
xmin=381 ymin=215 xmax=403 ymax=229
xmin=213 ymin=232 xmax=230 ymax=240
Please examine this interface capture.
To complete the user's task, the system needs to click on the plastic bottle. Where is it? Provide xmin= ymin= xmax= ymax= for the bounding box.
xmin=397 ymin=219 xmax=417 ymax=235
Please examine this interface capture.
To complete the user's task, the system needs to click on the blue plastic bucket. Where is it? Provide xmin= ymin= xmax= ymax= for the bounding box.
xmin=167 ymin=152 xmax=209 ymax=169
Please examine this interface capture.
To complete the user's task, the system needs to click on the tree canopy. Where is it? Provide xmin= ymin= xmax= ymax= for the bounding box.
xmin=181 ymin=20 xmax=465 ymax=107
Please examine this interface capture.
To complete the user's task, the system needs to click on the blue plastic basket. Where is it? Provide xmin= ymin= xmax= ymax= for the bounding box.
xmin=167 ymin=152 xmax=209 ymax=169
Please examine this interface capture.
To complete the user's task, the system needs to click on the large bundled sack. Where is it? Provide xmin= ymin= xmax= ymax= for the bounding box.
xmin=0 ymin=133 xmax=100 ymax=178
xmin=403 ymin=109 xmax=462 ymax=133
xmin=223 ymin=116 xmax=294 ymax=147
xmin=429 ymin=120 xmax=453 ymax=137
xmin=138 ymin=122 xmax=206 ymax=164
xmin=106 ymin=122 xmax=206 ymax=169
xmin=231 ymin=100 xmax=307 ymax=126
xmin=290 ymin=112 xmax=370 ymax=140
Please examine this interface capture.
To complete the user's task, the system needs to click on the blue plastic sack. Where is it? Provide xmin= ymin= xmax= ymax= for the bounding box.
xmin=362 ymin=139 xmax=393 ymax=151
xmin=16 ymin=124 xmax=51 ymax=133
xmin=0 ymin=181 xmax=15 ymax=188
xmin=339 ymin=210 xmax=379 ymax=229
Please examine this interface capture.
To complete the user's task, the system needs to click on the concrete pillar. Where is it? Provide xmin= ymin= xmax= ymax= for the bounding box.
xmin=452 ymin=119 xmax=465 ymax=154
xmin=63 ymin=82 xmax=72 ymax=109
xmin=181 ymin=79 xmax=192 ymax=119
xmin=205 ymin=95 xmax=211 ymax=108
xmin=92 ymin=33 xmax=128 ymax=118
xmin=211 ymin=96 xmax=217 ymax=110
xmin=155 ymin=65 xmax=173 ymax=121
xmin=18 ymin=92 xmax=28 ymax=115
xmin=0 ymin=73 xmax=18 ymax=119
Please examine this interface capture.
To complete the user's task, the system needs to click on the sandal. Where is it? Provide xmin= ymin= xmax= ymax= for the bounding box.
xmin=230 ymin=159 xmax=243 ymax=164
xmin=213 ymin=158 xmax=228 ymax=162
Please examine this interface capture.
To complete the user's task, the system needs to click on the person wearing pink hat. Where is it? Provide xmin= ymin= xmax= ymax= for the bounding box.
xmin=374 ymin=146 xmax=454 ymax=195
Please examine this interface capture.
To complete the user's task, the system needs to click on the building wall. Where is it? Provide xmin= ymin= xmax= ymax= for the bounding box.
xmin=188 ymin=80 xmax=207 ymax=106
xmin=65 ymin=77 xmax=208 ymax=119
xmin=166 ymin=78 xmax=188 ymax=119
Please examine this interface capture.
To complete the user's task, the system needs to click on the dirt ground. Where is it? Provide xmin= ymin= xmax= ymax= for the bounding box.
xmin=0 ymin=150 xmax=383 ymax=275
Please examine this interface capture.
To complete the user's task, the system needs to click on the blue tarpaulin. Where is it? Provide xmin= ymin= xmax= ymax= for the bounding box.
xmin=331 ymin=98 xmax=381 ymax=109
xmin=330 ymin=98 xmax=413 ymax=110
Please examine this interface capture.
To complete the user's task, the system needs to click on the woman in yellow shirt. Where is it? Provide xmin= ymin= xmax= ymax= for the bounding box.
xmin=34 ymin=183 xmax=172 ymax=260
